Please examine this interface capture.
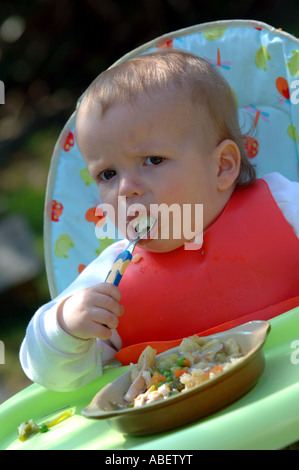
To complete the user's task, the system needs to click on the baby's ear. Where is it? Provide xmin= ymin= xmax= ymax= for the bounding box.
xmin=214 ymin=139 xmax=241 ymax=191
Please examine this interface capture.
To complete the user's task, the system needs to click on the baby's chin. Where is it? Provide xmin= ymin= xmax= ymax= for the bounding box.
xmin=136 ymin=237 xmax=188 ymax=253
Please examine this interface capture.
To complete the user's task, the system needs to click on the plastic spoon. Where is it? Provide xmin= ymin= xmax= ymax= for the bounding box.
xmin=105 ymin=216 xmax=155 ymax=286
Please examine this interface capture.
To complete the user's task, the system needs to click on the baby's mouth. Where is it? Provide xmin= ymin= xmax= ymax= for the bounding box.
xmin=126 ymin=213 xmax=157 ymax=241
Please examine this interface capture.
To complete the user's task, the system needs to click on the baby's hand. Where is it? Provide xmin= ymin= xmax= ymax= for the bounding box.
xmin=57 ymin=283 xmax=125 ymax=340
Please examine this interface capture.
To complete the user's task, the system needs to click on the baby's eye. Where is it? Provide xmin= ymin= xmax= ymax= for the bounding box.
xmin=100 ymin=169 xmax=116 ymax=181
xmin=145 ymin=156 xmax=164 ymax=166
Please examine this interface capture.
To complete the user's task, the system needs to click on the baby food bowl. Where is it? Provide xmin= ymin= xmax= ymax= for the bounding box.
xmin=82 ymin=321 xmax=270 ymax=436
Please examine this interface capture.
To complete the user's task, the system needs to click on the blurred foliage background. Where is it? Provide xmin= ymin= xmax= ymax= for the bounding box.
xmin=0 ymin=0 xmax=299 ymax=404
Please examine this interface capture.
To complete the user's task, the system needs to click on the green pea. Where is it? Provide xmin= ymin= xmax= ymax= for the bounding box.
xmin=166 ymin=375 xmax=174 ymax=383
xmin=177 ymin=356 xmax=185 ymax=367
xmin=39 ymin=424 xmax=49 ymax=433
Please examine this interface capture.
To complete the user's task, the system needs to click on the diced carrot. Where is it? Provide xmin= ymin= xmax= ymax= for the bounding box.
xmin=182 ymin=359 xmax=191 ymax=367
xmin=174 ymin=368 xmax=187 ymax=379
xmin=148 ymin=372 xmax=166 ymax=389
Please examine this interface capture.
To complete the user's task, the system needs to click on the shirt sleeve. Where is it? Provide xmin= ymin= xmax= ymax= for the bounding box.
xmin=263 ymin=172 xmax=299 ymax=238
xmin=19 ymin=239 xmax=127 ymax=392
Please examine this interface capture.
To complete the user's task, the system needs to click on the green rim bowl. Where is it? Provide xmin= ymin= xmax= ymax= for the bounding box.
xmin=82 ymin=320 xmax=271 ymax=436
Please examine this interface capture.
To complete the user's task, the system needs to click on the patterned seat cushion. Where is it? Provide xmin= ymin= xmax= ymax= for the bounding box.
xmin=44 ymin=20 xmax=299 ymax=297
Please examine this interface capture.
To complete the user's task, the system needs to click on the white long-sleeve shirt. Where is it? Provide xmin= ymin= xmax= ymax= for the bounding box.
xmin=20 ymin=173 xmax=299 ymax=391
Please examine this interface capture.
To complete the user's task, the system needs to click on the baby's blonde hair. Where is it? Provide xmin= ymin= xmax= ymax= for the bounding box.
xmin=81 ymin=49 xmax=256 ymax=187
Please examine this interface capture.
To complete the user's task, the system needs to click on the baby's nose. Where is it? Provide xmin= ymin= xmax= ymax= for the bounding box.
xmin=118 ymin=175 xmax=145 ymax=198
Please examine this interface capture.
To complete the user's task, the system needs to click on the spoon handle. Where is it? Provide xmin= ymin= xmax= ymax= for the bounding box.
xmin=105 ymin=246 xmax=135 ymax=286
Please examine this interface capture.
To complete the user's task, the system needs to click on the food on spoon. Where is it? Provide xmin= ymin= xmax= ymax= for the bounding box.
xmin=132 ymin=213 xmax=155 ymax=234
xmin=122 ymin=334 xmax=244 ymax=408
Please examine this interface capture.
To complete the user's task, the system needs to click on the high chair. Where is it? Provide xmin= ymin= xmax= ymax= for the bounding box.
xmin=1 ymin=19 xmax=298 ymax=450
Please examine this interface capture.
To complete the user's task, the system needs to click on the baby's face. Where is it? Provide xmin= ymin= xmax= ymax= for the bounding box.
xmin=76 ymin=91 xmax=223 ymax=252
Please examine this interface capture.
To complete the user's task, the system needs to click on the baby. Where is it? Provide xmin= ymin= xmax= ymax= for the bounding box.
xmin=20 ymin=49 xmax=299 ymax=391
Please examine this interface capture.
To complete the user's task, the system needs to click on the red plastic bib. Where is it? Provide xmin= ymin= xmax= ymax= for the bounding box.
xmin=115 ymin=180 xmax=299 ymax=364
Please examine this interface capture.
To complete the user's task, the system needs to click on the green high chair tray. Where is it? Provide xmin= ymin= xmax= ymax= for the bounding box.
xmin=1 ymin=307 xmax=299 ymax=450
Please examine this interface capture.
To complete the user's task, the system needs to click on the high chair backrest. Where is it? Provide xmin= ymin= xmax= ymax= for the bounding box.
xmin=44 ymin=20 xmax=299 ymax=298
